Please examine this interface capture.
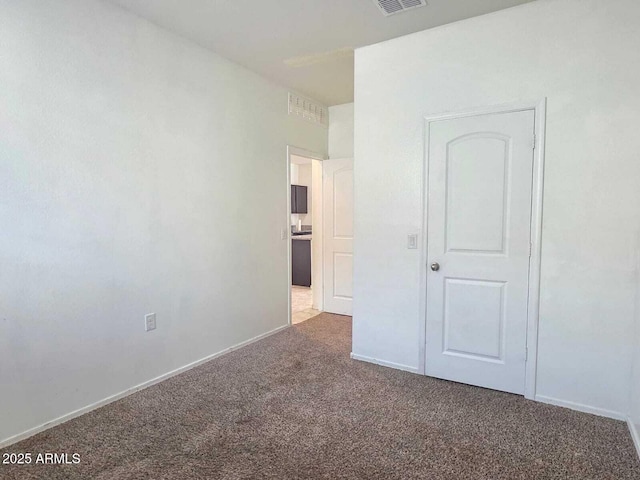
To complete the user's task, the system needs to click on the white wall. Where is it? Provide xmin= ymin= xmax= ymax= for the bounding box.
xmin=0 ymin=0 xmax=327 ymax=445
xmin=631 ymin=242 xmax=640 ymax=452
xmin=353 ymin=0 xmax=640 ymax=418
xmin=328 ymin=103 xmax=354 ymax=159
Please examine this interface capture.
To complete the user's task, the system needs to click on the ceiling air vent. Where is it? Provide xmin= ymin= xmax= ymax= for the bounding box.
xmin=288 ymin=93 xmax=327 ymax=127
xmin=374 ymin=0 xmax=427 ymax=16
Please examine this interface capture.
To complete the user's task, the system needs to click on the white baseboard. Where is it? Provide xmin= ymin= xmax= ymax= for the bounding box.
xmin=534 ymin=395 xmax=626 ymax=421
xmin=0 ymin=324 xmax=290 ymax=449
xmin=350 ymin=352 xmax=419 ymax=374
xmin=628 ymin=417 xmax=640 ymax=461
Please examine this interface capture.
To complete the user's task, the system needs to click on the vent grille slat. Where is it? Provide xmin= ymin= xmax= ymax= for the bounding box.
xmin=379 ymin=0 xmax=403 ymax=14
xmin=374 ymin=0 xmax=427 ymax=16
xmin=400 ymin=0 xmax=423 ymax=7
xmin=288 ymin=93 xmax=327 ymax=127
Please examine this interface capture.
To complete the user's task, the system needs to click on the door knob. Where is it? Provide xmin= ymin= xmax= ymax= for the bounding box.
xmin=430 ymin=262 xmax=440 ymax=272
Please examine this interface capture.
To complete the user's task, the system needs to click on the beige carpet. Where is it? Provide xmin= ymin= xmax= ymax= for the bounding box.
xmin=1 ymin=313 xmax=638 ymax=479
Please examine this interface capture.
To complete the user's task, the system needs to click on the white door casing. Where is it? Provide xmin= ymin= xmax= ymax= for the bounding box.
xmin=425 ymin=109 xmax=536 ymax=395
xmin=323 ymin=158 xmax=354 ymax=315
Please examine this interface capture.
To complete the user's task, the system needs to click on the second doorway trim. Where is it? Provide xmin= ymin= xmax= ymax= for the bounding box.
xmin=287 ymin=145 xmax=326 ymax=327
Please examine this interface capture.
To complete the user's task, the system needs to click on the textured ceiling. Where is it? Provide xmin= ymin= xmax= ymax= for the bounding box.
xmin=106 ymin=0 xmax=535 ymax=106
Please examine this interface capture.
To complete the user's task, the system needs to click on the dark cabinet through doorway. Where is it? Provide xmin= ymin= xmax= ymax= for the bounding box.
xmin=292 ymin=239 xmax=311 ymax=287
xmin=291 ymin=185 xmax=308 ymax=214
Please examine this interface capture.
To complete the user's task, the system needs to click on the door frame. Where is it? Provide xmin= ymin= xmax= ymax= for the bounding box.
xmin=286 ymin=146 xmax=326 ymax=326
xmin=419 ymin=99 xmax=547 ymax=400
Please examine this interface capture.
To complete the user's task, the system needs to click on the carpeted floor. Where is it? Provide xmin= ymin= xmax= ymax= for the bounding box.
xmin=1 ymin=313 xmax=639 ymax=479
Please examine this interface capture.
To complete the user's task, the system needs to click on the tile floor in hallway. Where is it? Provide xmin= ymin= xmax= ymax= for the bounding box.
xmin=291 ymin=286 xmax=320 ymax=324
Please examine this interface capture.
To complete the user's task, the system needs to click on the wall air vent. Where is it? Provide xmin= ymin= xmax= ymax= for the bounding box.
xmin=288 ymin=93 xmax=328 ymax=127
xmin=374 ymin=0 xmax=427 ymax=16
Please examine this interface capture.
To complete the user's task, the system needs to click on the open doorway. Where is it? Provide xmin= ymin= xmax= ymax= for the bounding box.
xmin=287 ymin=147 xmax=324 ymax=324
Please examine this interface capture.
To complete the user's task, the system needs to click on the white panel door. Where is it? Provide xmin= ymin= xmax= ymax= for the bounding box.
xmin=425 ymin=110 xmax=535 ymax=394
xmin=323 ymin=158 xmax=354 ymax=315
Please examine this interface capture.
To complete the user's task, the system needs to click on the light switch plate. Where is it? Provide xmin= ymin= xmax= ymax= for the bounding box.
xmin=145 ymin=313 xmax=156 ymax=332
xmin=407 ymin=234 xmax=418 ymax=249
